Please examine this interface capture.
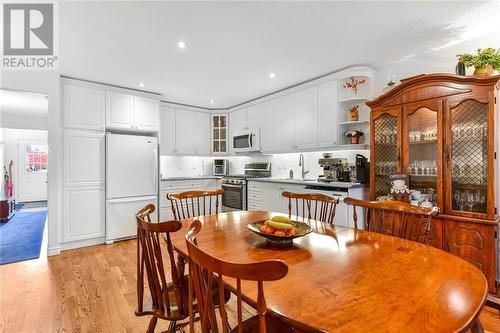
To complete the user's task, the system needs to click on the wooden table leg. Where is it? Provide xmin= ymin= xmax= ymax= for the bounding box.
xmin=470 ymin=319 xmax=484 ymax=333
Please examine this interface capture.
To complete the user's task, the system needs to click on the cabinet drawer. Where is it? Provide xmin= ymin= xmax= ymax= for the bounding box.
xmin=248 ymin=181 xmax=263 ymax=190
xmin=160 ymin=180 xmax=204 ymax=190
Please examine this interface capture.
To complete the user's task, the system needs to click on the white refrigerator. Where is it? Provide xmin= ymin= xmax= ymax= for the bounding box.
xmin=106 ymin=133 xmax=158 ymax=244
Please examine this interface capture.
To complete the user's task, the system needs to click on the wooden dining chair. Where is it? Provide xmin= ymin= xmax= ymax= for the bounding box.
xmin=185 ymin=220 xmax=295 ymax=333
xmin=135 ymin=204 xmax=188 ymax=333
xmin=167 ymin=188 xmax=224 ymax=220
xmin=343 ymin=197 xmax=439 ymax=244
xmin=282 ymin=191 xmax=339 ymax=224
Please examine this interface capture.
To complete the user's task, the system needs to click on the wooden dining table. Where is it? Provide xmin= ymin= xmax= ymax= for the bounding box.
xmin=169 ymin=210 xmax=488 ymax=333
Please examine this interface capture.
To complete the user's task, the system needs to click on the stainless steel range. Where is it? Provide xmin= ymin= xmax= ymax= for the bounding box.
xmin=221 ymin=162 xmax=271 ymax=212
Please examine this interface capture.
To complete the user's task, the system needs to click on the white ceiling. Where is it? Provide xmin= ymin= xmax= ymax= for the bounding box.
xmin=59 ymin=1 xmax=500 ymax=108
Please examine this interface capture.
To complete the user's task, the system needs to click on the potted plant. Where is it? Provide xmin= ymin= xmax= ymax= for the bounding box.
xmin=456 ymin=48 xmax=500 ymax=76
xmin=345 ymin=130 xmax=364 ymax=144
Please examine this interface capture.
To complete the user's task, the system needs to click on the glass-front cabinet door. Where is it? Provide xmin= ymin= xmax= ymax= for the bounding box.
xmin=403 ymin=101 xmax=442 ymax=209
xmin=446 ymin=97 xmax=490 ymax=217
xmin=371 ymin=109 xmax=401 ymax=199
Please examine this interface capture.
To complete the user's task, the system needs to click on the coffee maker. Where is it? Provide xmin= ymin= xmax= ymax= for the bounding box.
xmin=354 ymin=154 xmax=370 ymax=184
xmin=318 ymin=158 xmax=349 ymax=182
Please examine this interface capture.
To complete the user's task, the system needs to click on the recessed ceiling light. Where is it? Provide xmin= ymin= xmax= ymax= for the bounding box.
xmin=209 ymin=99 xmax=215 ymax=104
xmin=269 ymin=72 xmax=276 ymax=79
xmin=176 ymin=41 xmax=187 ymax=49
xmin=138 ymin=82 xmax=145 ymax=87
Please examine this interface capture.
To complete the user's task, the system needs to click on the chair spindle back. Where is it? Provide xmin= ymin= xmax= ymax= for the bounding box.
xmin=343 ymin=197 xmax=439 ymax=244
xmin=167 ymin=189 xmax=224 ymax=220
xmin=282 ymin=191 xmax=339 ymax=224
xmin=185 ymin=220 xmax=289 ymax=333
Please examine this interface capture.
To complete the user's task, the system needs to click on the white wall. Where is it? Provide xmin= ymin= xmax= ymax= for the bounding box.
xmin=1 ymin=113 xmax=48 ymax=131
xmin=2 ymin=129 xmax=48 ymax=202
xmin=0 ymin=128 xmax=4 ymax=197
xmin=0 ymin=70 xmax=62 ymax=256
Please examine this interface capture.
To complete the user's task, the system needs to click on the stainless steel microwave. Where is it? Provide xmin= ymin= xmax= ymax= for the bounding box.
xmin=232 ymin=130 xmax=260 ymax=153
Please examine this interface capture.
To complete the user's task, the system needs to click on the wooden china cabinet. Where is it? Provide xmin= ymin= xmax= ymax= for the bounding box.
xmin=367 ymin=74 xmax=500 ymax=294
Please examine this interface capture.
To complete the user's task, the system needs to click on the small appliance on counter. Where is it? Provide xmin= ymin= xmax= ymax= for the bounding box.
xmin=213 ymin=159 xmax=229 ymax=176
xmin=318 ymin=157 xmax=348 ymax=182
xmin=354 ymin=154 xmax=370 ymax=184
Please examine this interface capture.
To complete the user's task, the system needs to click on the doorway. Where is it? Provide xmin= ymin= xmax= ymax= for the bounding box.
xmin=17 ymin=140 xmax=48 ymax=203
xmin=0 ymin=89 xmax=49 ymax=265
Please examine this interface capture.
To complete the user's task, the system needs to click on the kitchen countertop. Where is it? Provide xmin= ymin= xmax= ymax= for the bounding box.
xmin=248 ymin=178 xmax=367 ymax=189
xmin=161 ymin=176 xmax=222 ymax=181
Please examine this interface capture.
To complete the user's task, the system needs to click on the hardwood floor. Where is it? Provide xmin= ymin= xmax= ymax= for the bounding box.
xmin=1 ymin=239 xmax=499 ymax=332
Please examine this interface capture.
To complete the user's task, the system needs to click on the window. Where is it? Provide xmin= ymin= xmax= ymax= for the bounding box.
xmin=25 ymin=144 xmax=48 ymax=173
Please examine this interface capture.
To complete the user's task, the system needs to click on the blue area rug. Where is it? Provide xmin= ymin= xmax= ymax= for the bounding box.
xmin=0 ymin=210 xmax=47 ymax=265
xmin=15 ymin=203 xmax=26 ymax=211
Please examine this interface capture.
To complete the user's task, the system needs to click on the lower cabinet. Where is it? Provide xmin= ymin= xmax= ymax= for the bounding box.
xmin=445 ymin=219 xmax=497 ymax=293
xmin=261 ymin=183 xmax=305 ymax=214
xmin=62 ymin=186 xmax=105 ymax=244
xmin=159 ymin=178 xmax=222 ymax=221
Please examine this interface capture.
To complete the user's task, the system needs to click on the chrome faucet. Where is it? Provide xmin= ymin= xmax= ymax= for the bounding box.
xmin=298 ymin=153 xmax=310 ymax=179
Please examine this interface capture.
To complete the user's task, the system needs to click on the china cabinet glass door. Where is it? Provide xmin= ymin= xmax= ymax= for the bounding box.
xmin=448 ymin=99 xmax=489 ymax=216
xmin=405 ymin=106 xmax=439 ymax=208
xmin=373 ymin=111 xmax=400 ymax=199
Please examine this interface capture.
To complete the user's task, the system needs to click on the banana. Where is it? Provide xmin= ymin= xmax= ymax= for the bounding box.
xmin=271 ymin=216 xmax=295 ymax=225
xmin=264 ymin=220 xmax=293 ymax=230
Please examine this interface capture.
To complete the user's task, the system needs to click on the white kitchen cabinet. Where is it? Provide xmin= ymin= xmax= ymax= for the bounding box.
xmin=195 ymin=112 xmax=211 ymax=155
xmin=246 ymin=105 xmax=260 ymax=130
xmin=247 ymin=181 xmax=263 ymax=211
xmin=106 ymin=91 xmax=135 ymax=130
xmin=260 ymin=100 xmax=277 ymax=152
xmin=318 ymin=81 xmax=338 ymax=146
xmin=62 ymin=186 xmax=105 ymax=242
xmin=64 ymin=130 xmax=105 ymax=187
xmin=294 ymin=87 xmax=318 ymax=149
xmin=274 ymin=94 xmax=296 ymax=151
xmin=63 ymin=83 xmax=105 ymax=130
xmin=261 ymin=182 xmax=305 ymax=214
xmin=134 ymin=96 xmax=159 ymax=131
xmin=106 ymin=91 xmax=159 ymax=132
xmin=160 ymin=107 xmax=176 ymax=155
xmin=175 ymin=110 xmax=196 ymax=154
xmin=230 ymin=108 xmax=247 ymax=132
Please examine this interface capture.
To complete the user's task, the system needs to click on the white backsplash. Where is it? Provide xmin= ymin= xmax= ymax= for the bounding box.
xmin=160 ymin=156 xmax=214 ymax=177
xmin=161 ymin=150 xmax=370 ymax=179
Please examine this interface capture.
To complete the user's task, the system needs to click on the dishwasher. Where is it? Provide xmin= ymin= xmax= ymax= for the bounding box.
xmin=303 ymin=185 xmax=351 ymax=228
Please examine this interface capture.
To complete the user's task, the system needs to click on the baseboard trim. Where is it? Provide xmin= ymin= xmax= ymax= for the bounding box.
xmin=47 ymin=246 xmax=60 ymax=256
xmin=60 ymin=237 xmax=105 ymax=251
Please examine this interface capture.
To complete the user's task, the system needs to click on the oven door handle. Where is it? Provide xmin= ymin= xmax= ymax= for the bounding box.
xmin=222 ymin=184 xmax=244 ymax=189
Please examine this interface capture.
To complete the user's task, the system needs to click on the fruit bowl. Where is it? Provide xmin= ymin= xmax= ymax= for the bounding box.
xmin=247 ymin=219 xmax=313 ymax=246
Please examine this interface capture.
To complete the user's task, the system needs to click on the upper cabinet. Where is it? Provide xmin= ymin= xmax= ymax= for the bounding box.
xmin=63 ymin=82 xmax=105 ymax=130
xmin=134 ymin=96 xmax=160 ymax=131
xmin=195 ymin=112 xmax=211 ymax=155
xmin=294 ymin=86 xmax=318 ymax=149
xmin=231 ymin=66 xmax=374 ymax=154
xmin=318 ymin=81 xmax=338 ymax=146
xmin=212 ymin=114 xmax=228 ymax=154
xmin=160 ymin=106 xmax=211 ymax=156
xmin=106 ymin=91 xmax=159 ymax=132
xmin=160 ymin=106 xmax=176 ymax=155
xmin=175 ymin=110 xmax=196 ymax=154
